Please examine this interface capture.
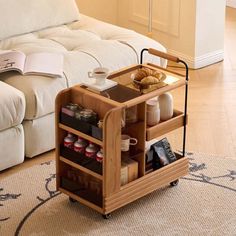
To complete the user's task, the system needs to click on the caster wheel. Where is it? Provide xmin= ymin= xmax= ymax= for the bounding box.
xmin=102 ymin=213 xmax=111 ymax=219
xmin=170 ymin=179 xmax=179 ymax=187
xmin=69 ymin=197 xmax=77 ymax=203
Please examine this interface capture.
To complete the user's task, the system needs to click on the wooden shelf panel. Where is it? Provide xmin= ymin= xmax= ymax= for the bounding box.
xmin=59 ymin=187 xmax=103 ymax=213
xmin=146 ymin=110 xmax=187 ymax=141
xmin=60 ymin=146 xmax=103 ymax=176
xmin=60 ymin=176 xmax=103 ymax=209
xmin=104 ymin=157 xmax=188 ymax=213
xmin=107 ymin=64 xmax=186 ymax=108
xmin=145 ymin=152 xmax=184 ymax=174
xmin=60 ymin=156 xmax=103 ymax=180
xmin=121 ymin=149 xmax=144 ymax=160
xmin=59 ymin=123 xmax=103 ymax=146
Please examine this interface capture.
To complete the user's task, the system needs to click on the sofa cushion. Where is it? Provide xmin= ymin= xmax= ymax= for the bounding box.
xmin=23 ymin=113 xmax=55 ymax=158
xmin=0 ymin=125 xmax=24 ymax=171
xmin=1 ymin=73 xmax=67 ymax=120
xmin=0 ymin=14 xmax=166 ymax=120
xmin=0 ymin=81 xmax=25 ymax=131
xmin=0 ymin=0 xmax=79 ymax=40
xmin=69 ymin=15 xmax=167 ymax=67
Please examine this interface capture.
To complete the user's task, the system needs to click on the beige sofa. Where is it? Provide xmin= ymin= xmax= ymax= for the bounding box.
xmin=0 ymin=0 xmax=166 ymax=170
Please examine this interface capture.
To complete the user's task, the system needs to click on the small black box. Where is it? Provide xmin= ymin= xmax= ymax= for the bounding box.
xmin=60 ymin=112 xmax=92 ymax=135
xmin=91 ymin=125 xmax=103 ymax=140
xmin=151 ymin=138 xmax=176 ymax=170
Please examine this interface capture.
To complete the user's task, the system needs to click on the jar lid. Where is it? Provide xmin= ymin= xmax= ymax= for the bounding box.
xmin=96 ymin=150 xmax=103 ymax=158
xmin=146 ymin=99 xmax=158 ymax=106
xmin=146 ymin=99 xmax=159 ymax=111
xmin=66 ymin=103 xmax=79 ymax=111
xmin=86 ymin=143 xmax=98 ymax=152
xmin=80 ymin=109 xmax=96 ymax=118
xmin=64 ymin=136 xmax=74 ymax=142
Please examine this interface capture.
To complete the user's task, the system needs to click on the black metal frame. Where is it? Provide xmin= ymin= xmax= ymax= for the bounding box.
xmin=140 ymin=48 xmax=189 ymax=157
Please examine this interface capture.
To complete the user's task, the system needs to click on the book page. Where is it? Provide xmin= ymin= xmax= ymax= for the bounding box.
xmin=0 ymin=51 xmax=25 ymax=73
xmin=24 ymin=52 xmax=63 ymax=77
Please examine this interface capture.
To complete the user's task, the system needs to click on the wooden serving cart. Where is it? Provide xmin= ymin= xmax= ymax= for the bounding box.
xmin=55 ymin=48 xmax=189 ymax=218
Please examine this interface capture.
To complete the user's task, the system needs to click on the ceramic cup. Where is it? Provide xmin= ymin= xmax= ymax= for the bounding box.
xmin=121 ymin=134 xmax=138 ymax=152
xmin=88 ymin=67 xmax=109 ymax=85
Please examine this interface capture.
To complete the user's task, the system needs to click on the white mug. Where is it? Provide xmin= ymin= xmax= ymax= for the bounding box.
xmin=88 ymin=67 xmax=109 ymax=85
xmin=121 ymin=134 xmax=138 ymax=152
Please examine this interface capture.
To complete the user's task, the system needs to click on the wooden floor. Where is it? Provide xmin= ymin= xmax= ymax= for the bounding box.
xmin=1 ymin=7 xmax=236 ymax=178
xmin=169 ymin=7 xmax=236 ymax=158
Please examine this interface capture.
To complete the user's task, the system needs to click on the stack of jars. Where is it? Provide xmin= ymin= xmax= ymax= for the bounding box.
xmin=63 ymin=132 xmax=103 ymax=163
xmin=62 ymin=103 xmax=98 ymax=125
xmin=146 ymin=93 xmax=174 ymax=126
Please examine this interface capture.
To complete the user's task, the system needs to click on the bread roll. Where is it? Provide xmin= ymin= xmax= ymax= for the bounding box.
xmin=142 ymin=68 xmax=153 ymax=76
xmin=134 ymin=68 xmax=150 ymax=80
xmin=140 ymin=76 xmax=159 ymax=85
xmin=152 ymin=71 xmax=163 ymax=80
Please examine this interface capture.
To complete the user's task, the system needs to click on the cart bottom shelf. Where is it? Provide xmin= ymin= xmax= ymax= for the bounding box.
xmin=60 ymin=177 xmax=103 ymax=208
xmin=58 ymin=156 xmax=188 ymax=215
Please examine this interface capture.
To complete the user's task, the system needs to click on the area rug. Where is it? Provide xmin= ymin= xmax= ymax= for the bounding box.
xmin=0 ymin=152 xmax=236 ymax=236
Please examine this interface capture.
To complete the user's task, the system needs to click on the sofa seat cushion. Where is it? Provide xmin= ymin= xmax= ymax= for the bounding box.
xmin=0 ymin=15 xmax=166 ymax=120
xmin=0 ymin=81 xmax=25 ymax=131
xmin=23 ymin=113 xmax=55 ymax=158
xmin=1 ymin=73 xmax=67 ymax=120
xmin=0 ymin=125 xmax=24 ymax=171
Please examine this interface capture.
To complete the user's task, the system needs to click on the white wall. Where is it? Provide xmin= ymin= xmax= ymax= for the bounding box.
xmin=117 ymin=0 xmax=197 ymax=66
xmin=194 ymin=0 xmax=226 ymax=68
xmin=76 ymin=0 xmax=118 ymax=24
xmin=227 ymin=0 xmax=236 ymax=8
xmin=117 ymin=0 xmax=226 ymax=69
xmin=75 ymin=0 xmax=226 ymax=69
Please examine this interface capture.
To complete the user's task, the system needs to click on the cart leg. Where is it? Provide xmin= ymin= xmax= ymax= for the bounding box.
xmin=69 ymin=197 xmax=77 ymax=203
xmin=102 ymin=213 xmax=111 ymax=219
xmin=170 ymin=179 xmax=179 ymax=187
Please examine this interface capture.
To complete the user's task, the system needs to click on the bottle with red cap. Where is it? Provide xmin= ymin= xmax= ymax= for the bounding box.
xmin=85 ymin=142 xmax=98 ymax=158
xmin=63 ymin=132 xmax=76 ymax=149
xmin=96 ymin=148 xmax=103 ymax=163
xmin=74 ymin=137 xmax=88 ymax=154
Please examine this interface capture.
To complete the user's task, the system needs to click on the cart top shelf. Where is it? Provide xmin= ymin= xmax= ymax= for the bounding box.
xmin=81 ymin=64 xmax=187 ymax=108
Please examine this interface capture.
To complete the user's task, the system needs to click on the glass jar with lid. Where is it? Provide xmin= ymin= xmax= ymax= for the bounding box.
xmin=146 ymin=99 xmax=160 ymax=126
xmin=75 ymin=109 xmax=97 ymax=124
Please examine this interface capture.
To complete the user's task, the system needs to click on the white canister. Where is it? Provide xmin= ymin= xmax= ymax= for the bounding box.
xmin=146 ymin=99 xmax=160 ymax=126
xmin=158 ymin=92 xmax=173 ymax=121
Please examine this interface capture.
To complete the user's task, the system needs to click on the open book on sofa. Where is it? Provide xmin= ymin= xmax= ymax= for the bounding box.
xmin=0 ymin=51 xmax=63 ymax=77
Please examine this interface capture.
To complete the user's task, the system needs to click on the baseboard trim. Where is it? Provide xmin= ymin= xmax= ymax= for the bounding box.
xmin=167 ymin=49 xmax=224 ymax=69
